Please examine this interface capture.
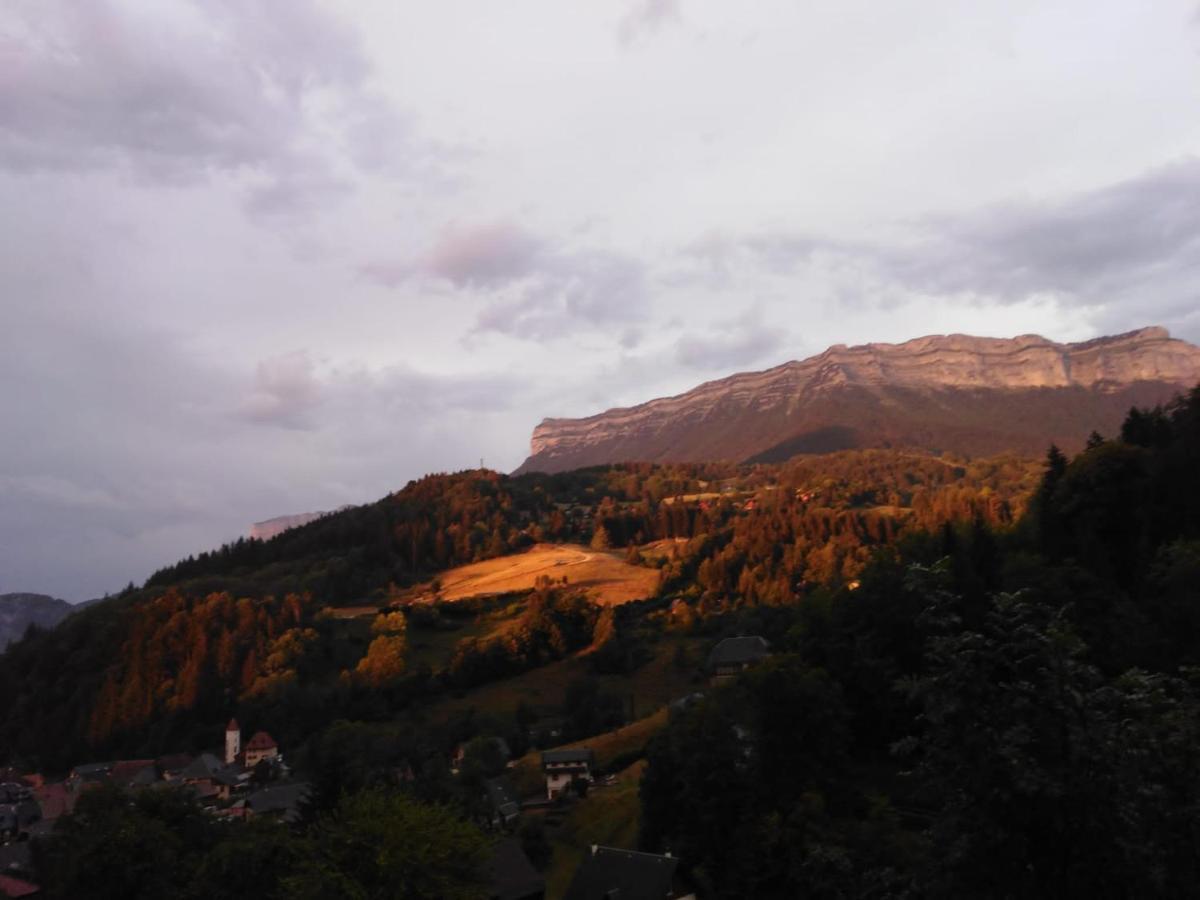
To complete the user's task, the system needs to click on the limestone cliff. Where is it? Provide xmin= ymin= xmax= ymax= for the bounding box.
xmin=516 ymin=327 xmax=1200 ymax=473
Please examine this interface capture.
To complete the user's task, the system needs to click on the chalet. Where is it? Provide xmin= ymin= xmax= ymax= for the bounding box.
xmin=243 ymin=731 xmax=279 ymax=768
xmin=563 ymin=845 xmax=686 ymax=900
xmin=541 ymin=748 xmax=595 ymax=800
xmin=706 ymin=635 xmax=771 ymax=684
xmin=484 ymin=776 xmax=521 ymax=830
xmin=487 ymin=838 xmax=545 ymax=900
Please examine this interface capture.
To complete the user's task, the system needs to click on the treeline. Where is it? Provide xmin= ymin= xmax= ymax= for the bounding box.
xmin=638 ymin=387 xmax=1200 ymax=897
xmin=32 ymin=784 xmax=491 ymax=900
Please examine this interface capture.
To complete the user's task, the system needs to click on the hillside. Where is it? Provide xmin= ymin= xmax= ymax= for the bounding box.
xmin=0 ymin=592 xmax=72 ymax=651
xmin=516 ymin=327 xmax=1200 ymax=473
xmin=0 ymin=450 xmax=1039 ymax=770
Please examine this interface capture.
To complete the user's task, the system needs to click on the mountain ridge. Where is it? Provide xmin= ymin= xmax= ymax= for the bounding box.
xmin=517 ymin=327 xmax=1200 ymax=473
xmin=0 ymin=592 xmax=73 ymax=652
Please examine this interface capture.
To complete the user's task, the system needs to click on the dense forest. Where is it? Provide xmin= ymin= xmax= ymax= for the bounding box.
xmin=6 ymin=389 xmax=1199 ymax=897
xmin=0 ymin=449 xmax=1038 ymax=770
xmin=640 ymin=387 xmax=1200 ymax=897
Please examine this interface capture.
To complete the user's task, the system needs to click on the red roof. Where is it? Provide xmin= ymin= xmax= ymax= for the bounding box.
xmin=226 ymin=718 xmax=239 ymax=732
xmin=0 ymin=874 xmax=40 ymax=898
xmin=245 ymin=731 xmax=276 ymax=751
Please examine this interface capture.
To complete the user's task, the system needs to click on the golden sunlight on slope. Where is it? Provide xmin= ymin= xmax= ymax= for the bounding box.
xmin=422 ymin=543 xmax=659 ymax=607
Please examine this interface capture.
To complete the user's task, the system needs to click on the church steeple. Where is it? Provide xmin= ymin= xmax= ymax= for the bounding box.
xmin=225 ymin=718 xmax=241 ymax=765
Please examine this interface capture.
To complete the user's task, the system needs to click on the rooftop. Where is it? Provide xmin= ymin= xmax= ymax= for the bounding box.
xmin=542 ymin=748 xmax=595 ymax=766
xmin=563 ymin=845 xmax=678 ymax=900
xmin=707 ymin=635 xmax=771 ymax=669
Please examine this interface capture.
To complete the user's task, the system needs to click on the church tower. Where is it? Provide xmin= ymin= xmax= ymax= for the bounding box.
xmin=225 ymin=718 xmax=241 ymax=765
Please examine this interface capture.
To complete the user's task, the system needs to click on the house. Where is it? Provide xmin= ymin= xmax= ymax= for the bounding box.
xmin=66 ymin=762 xmax=112 ymax=790
xmin=487 ymin=838 xmax=545 ymax=900
xmin=242 ymin=782 xmax=310 ymax=824
xmin=33 ymin=782 xmax=72 ymax=820
xmin=156 ymin=754 xmax=194 ymax=783
xmin=242 ymin=731 xmax=279 ymax=768
xmin=484 ymin=776 xmax=521 ymax=830
xmin=0 ymin=800 xmax=39 ymax=838
xmin=540 ymin=748 xmax=595 ymax=800
xmin=563 ymin=845 xmax=685 ymax=900
xmin=108 ymin=759 xmax=158 ymax=791
xmin=179 ymin=753 xmax=227 ymax=802
xmin=706 ymin=635 xmax=771 ymax=684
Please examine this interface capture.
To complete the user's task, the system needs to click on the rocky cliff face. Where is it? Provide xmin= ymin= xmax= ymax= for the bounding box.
xmin=516 ymin=327 xmax=1200 ymax=473
xmin=0 ymin=593 xmax=73 ymax=652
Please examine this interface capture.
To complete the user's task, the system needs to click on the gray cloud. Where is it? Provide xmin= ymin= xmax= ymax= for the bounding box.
xmin=686 ymin=159 xmax=1200 ymax=337
xmin=470 ymin=249 xmax=648 ymax=341
xmin=359 ymin=221 xmax=542 ymax=289
xmin=239 ymin=351 xmax=323 ymax=430
xmin=423 ymin=221 xmax=545 ymax=288
xmin=617 ymin=0 xmax=682 ymax=46
xmin=0 ymin=1 xmax=428 ymax=215
xmin=362 ymin=221 xmax=648 ymax=341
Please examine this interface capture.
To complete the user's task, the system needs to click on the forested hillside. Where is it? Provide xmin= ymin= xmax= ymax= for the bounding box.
xmin=5 ymin=391 xmax=1199 ymax=898
xmin=0 ymin=450 xmax=1036 ymax=770
xmin=640 ymin=387 xmax=1200 ymax=897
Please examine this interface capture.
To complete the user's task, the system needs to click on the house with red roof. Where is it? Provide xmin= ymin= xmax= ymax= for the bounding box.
xmin=242 ymin=731 xmax=279 ymax=768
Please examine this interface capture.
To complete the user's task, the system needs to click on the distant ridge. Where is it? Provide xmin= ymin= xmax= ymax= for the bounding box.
xmin=0 ymin=592 xmax=72 ymax=651
xmin=515 ymin=327 xmax=1200 ymax=473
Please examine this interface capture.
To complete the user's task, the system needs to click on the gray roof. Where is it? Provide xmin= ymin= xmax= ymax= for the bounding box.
xmin=70 ymin=762 xmax=113 ymax=781
xmin=246 ymin=782 xmax=310 ymax=822
xmin=563 ymin=845 xmax=678 ymax=900
xmin=707 ymin=635 xmax=770 ymax=669
xmin=487 ymin=838 xmax=544 ymax=900
xmin=179 ymin=753 xmax=224 ymax=781
xmin=485 ymin=776 xmax=521 ymax=819
xmin=541 ymin=748 xmax=594 ymax=766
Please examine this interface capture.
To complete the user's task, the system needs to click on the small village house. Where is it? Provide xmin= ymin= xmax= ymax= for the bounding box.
xmin=540 ymin=748 xmax=595 ymax=800
xmin=706 ymin=635 xmax=771 ymax=684
xmin=563 ymin=845 xmax=690 ymax=900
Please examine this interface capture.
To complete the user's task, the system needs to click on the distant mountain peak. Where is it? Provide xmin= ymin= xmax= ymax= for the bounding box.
xmin=516 ymin=327 xmax=1200 ymax=473
xmin=0 ymin=592 xmax=73 ymax=652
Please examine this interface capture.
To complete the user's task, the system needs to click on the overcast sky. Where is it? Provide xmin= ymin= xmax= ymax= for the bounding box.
xmin=4 ymin=0 xmax=1200 ymax=601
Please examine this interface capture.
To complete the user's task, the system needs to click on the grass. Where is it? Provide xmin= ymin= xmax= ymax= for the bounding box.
xmin=422 ymin=632 xmax=707 ymax=737
xmin=542 ymin=759 xmax=648 ymax=900
xmin=509 ymin=707 xmax=670 ymax=798
xmin=416 ymin=543 xmax=660 ymax=607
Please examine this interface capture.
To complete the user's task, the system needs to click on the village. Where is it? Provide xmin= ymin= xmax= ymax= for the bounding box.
xmin=0 ymin=635 xmax=773 ymax=900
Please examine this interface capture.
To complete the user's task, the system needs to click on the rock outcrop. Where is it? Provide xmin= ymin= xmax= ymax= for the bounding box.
xmin=516 ymin=327 xmax=1200 ymax=473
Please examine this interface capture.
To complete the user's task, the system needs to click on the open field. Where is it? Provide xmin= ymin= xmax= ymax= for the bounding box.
xmin=424 ymin=543 xmax=660 ymax=607
xmin=542 ymin=759 xmax=648 ymax=899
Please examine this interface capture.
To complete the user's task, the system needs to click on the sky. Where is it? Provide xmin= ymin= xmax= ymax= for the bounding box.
xmin=3 ymin=0 xmax=1200 ymax=601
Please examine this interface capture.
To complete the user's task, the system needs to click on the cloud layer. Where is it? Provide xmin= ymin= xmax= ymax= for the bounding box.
xmin=3 ymin=0 xmax=1200 ymax=599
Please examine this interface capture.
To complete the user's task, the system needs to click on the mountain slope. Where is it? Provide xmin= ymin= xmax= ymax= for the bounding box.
xmin=0 ymin=592 xmax=72 ymax=651
xmin=515 ymin=327 xmax=1200 ymax=473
